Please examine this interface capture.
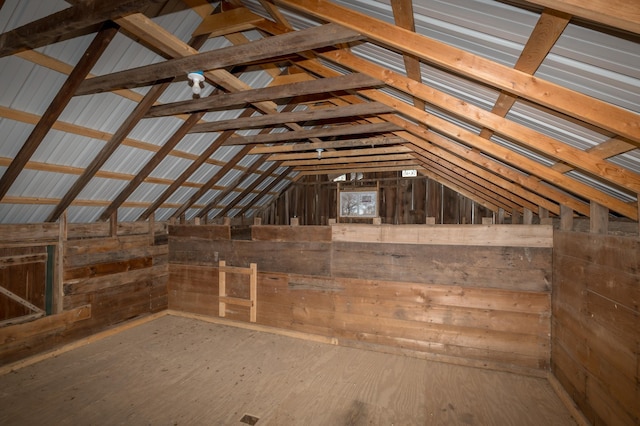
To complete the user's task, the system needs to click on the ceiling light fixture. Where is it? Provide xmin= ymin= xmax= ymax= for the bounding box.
xmin=187 ymin=71 xmax=205 ymax=96
xmin=316 ymin=148 xmax=324 ymax=159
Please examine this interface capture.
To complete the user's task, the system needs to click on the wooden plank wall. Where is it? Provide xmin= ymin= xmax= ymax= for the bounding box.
xmin=0 ymin=221 xmax=168 ymax=365
xmin=552 ymin=231 xmax=639 ymax=425
xmin=257 ymin=173 xmax=493 ymax=225
xmin=169 ymin=224 xmax=552 ymax=373
xmin=0 ymin=246 xmax=47 ymax=321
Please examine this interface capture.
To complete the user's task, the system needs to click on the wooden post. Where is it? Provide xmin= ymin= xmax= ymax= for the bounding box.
xmin=223 ymin=216 xmax=231 ymax=226
xmin=497 ymin=208 xmax=505 ymax=224
xmin=249 ymin=262 xmax=257 ymax=323
xmin=538 ymin=206 xmax=549 ymax=220
xmin=512 ymin=209 xmax=522 ymax=224
xmin=148 ymin=213 xmax=155 ymax=246
xmin=218 ymin=260 xmax=226 ymax=318
xmin=560 ymin=204 xmax=573 ymax=231
xmin=110 ymin=211 xmax=117 ymax=238
xmin=590 ymin=201 xmax=608 ymax=234
xmin=523 ymin=208 xmax=533 ymax=225
xmin=194 ymin=217 xmax=200 ymax=226
xmin=253 ymin=217 xmax=262 ymax=226
xmin=179 ymin=213 xmax=186 ymax=224
xmin=55 ymin=211 xmax=67 ymax=314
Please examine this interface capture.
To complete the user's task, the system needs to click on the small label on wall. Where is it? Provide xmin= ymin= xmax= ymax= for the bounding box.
xmin=402 ymin=169 xmax=417 ymax=177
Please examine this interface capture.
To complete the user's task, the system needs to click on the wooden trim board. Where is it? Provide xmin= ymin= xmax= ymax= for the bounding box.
xmin=331 ymin=224 xmax=554 ymax=247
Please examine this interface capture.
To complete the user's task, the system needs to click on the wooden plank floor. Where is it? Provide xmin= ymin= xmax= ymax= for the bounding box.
xmin=0 ymin=315 xmax=577 ymax=425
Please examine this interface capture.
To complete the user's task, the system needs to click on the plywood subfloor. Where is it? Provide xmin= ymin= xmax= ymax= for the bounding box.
xmin=0 ymin=315 xmax=577 ymax=425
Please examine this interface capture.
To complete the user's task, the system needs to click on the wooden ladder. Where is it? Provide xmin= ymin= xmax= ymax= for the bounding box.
xmin=218 ymin=260 xmax=257 ymax=323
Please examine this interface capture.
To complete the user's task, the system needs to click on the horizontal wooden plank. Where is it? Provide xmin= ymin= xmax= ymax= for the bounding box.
xmin=168 ymin=224 xmax=230 ymax=240
xmin=64 ymin=256 xmax=153 ymax=280
xmin=63 ymin=264 xmax=168 ymax=295
xmin=331 ymin=224 xmax=553 ymax=247
xmin=0 ymin=305 xmax=91 ymax=346
xmin=251 ymin=225 xmax=332 ymax=242
xmin=0 ymin=253 xmax=47 ymax=266
xmin=64 ymin=244 xmax=167 ymax=269
xmin=0 ymin=223 xmax=59 ymax=244
xmin=219 ymin=265 xmax=254 ymax=275
xmin=331 ymin=242 xmax=551 ymax=291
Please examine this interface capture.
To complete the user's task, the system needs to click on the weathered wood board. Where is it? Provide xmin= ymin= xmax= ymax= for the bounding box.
xmin=552 ymin=231 xmax=639 ymax=426
xmin=168 ymin=223 xmax=553 ymax=372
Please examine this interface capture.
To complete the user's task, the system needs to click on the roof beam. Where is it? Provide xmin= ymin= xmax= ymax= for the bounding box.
xmin=0 ymin=24 xmax=119 ymax=203
xmin=98 ymin=111 xmax=206 ymax=222
xmin=236 ymin=167 xmax=295 ymax=217
xmin=171 ymin=145 xmax=256 ymax=220
xmin=75 ymin=23 xmax=363 ymax=95
xmin=224 ymin=122 xmax=401 ymax=145
xmin=390 ymin=0 xmax=427 ymax=112
xmin=275 ymin=0 xmax=640 ymax=144
xmin=282 ymin=153 xmax=415 ymax=167
xmin=321 ymin=49 xmax=640 ymax=195
xmin=525 ymin=0 xmax=640 ymax=34
xmin=214 ymin=161 xmax=283 ymax=219
xmin=268 ymin=146 xmax=412 ymax=161
xmin=136 ymin=108 xmax=257 ymax=221
xmin=145 ymin=73 xmax=382 ymax=118
xmin=249 ymin=137 xmax=406 ymax=154
xmin=0 ymin=0 xmax=162 ymax=57
xmin=46 ymin=82 xmax=170 ymax=222
xmin=479 ymin=8 xmax=570 ymax=139
xmin=188 ymin=102 xmax=393 ymax=133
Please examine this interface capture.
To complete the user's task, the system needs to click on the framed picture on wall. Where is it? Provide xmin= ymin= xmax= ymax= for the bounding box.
xmin=339 ymin=190 xmax=378 ymax=218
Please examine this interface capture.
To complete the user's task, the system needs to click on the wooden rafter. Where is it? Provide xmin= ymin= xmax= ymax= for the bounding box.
xmin=188 ymin=102 xmax=393 ymax=133
xmin=75 ymin=23 xmax=363 ymax=95
xmin=275 ymin=0 xmax=640 ymax=144
xmin=145 ymin=73 xmax=382 ymax=118
xmin=0 ymin=24 xmax=119 ymax=202
xmin=224 ymin=122 xmax=401 ymax=145
xmin=0 ymin=0 xmax=163 ymax=57
xmin=525 ymin=0 xmax=640 ymax=34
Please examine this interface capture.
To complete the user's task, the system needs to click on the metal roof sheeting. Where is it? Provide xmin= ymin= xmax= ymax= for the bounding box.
xmin=0 ymin=0 xmax=638 ymax=224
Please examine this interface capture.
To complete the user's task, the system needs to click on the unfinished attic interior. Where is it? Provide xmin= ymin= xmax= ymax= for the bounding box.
xmin=0 ymin=0 xmax=638 ymax=423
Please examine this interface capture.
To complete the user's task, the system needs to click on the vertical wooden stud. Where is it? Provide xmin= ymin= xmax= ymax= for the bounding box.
xmin=497 ymin=208 xmax=505 ymax=224
xmin=218 ymin=260 xmax=226 ymax=318
xmin=148 ymin=212 xmax=155 ymax=246
xmin=560 ymin=205 xmax=574 ymax=230
xmin=590 ymin=201 xmax=608 ymax=234
xmin=249 ymin=263 xmax=257 ymax=323
xmin=55 ymin=210 xmax=67 ymax=314
xmin=110 ymin=211 xmax=117 ymax=238
xmin=223 ymin=216 xmax=231 ymax=226
xmin=512 ymin=209 xmax=522 ymax=224
xmin=523 ymin=208 xmax=533 ymax=225
xmin=253 ymin=217 xmax=262 ymax=226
